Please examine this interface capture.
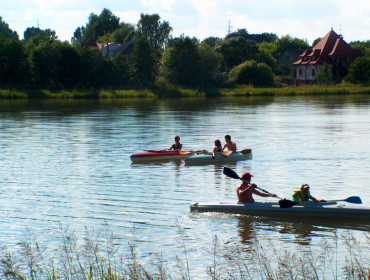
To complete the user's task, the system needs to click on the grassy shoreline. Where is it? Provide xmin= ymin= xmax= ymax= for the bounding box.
xmin=1 ymin=85 xmax=370 ymax=99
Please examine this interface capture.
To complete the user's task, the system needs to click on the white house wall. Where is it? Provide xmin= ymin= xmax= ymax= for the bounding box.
xmin=296 ymin=65 xmax=321 ymax=81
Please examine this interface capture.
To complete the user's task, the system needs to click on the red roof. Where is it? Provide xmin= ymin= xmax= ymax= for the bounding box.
xmin=293 ymin=29 xmax=363 ymax=65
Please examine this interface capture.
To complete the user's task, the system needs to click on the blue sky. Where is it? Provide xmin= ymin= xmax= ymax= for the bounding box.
xmin=2 ymin=0 xmax=369 ymax=44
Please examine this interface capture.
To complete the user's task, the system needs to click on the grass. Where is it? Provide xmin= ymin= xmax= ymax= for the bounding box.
xmin=1 ymin=84 xmax=370 ymax=99
xmin=0 ymin=222 xmax=369 ymax=280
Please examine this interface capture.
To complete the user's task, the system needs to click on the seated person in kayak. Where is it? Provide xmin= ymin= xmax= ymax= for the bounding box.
xmin=223 ymin=134 xmax=237 ymax=152
xmin=212 ymin=139 xmax=223 ymax=159
xmin=237 ymin=172 xmax=277 ymax=203
xmin=292 ymin=184 xmax=326 ymax=202
xmin=169 ymin=135 xmax=182 ymax=151
xmin=198 ymin=139 xmax=223 ymax=158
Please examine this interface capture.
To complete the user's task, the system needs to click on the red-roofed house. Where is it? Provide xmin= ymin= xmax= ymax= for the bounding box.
xmin=293 ymin=29 xmax=363 ymax=84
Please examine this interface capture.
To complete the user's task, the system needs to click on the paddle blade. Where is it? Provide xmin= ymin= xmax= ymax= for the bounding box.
xmin=223 ymin=167 xmax=242 ymax=180
xmin=344 ymin=196 xmax=362 ymax=204
xmin=279 ymin=199 xmax=298 ymax=208
xmin=240 ymin=149 xmax=252 ymax=155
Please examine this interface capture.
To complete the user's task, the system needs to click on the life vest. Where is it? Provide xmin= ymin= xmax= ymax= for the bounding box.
xmin=292 ymin=190 xmax=311 ymax=202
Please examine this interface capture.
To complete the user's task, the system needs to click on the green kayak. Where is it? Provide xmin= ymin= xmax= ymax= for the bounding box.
xmin=184 ymin=149 xmax=252 ymax=165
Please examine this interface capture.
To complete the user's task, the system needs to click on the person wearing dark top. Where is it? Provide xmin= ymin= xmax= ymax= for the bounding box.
xmin=169 ymin=135 xmax=182 ymax=151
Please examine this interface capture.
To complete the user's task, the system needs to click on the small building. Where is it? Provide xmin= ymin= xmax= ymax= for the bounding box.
xmin=278 ymin=49 xmax=303 ymax=66
xmin=293 ymin=29 xmax=363 ymax=84
xmin=81 ymin=38 xmax=136 ymax=65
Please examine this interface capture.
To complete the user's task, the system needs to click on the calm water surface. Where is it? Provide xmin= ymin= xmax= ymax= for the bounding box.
xmin=0 ymin=96 xmax=369 ymax=277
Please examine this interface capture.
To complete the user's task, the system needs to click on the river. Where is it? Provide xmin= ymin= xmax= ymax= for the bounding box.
xmin=0 ymin=96 xmax=369 ymax=278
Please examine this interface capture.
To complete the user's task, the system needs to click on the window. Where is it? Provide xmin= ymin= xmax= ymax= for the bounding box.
xmin=299 ymin=69 xmax=302 ymax=75
xmin=312 ymin=69 xmax=316 ymax=76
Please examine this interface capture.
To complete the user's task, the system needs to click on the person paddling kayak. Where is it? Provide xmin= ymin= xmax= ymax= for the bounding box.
xmin=169 ymin=135 xmax=182 ymax=151
xmin=237 ymin=172 xmax=277 ymax=203
xmin=292 ymin=184 xmax=326 ymax=203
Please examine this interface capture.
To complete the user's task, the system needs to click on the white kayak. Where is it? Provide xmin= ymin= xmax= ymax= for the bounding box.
xmin=190 ymin=201 xmax=370 ymax=220
xmin=184 ymin=149 xmax=252 ymax=165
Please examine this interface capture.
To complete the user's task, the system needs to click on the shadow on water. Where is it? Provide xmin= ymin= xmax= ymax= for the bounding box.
xmin=236 ymin=215 xmax=370 ymax=246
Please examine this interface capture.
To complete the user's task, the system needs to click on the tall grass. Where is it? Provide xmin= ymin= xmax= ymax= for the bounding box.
xmin=1 ymin=84 xmax=370 ymax=99
xmin=0 ymin=222 xmax=369 ymax=279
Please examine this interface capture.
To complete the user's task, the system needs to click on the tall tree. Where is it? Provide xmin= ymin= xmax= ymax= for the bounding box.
xmin=111 ymin=23 xmax=135 ymax=43
xmin=72 ymin=8 xmax=120 ymax=43
xmin=217 ymin=37 xmax=258 ymax=72
xmin=277 ymin=35 xmax=309 ymax=56
xmin=0 ymin=17 xmax=18 ymax=39
xmin=0 ymin=39 xmax=29 ymax=87
xmin=202 ymin=37 xmax=222 ymax=48
xmin=163 ymin=36 xmax=201 ymax=87
xmin=137 ymin=14 xmax=172 ymax=50
xmin=132 ymin=37 xmax=156 ymax=88
xmin=197 ymin=42 xmax=223 ymax=85
xmin=23 ymin=27 xmax=57 ymax=48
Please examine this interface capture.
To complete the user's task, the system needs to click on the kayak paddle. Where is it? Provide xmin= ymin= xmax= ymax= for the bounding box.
xmin=279 ymin=196 xmax=362 ymax=209
xmin=327 ymin=196 xmax=362 ymax=204
xmin=223 ymin=167 xmax=284 ymax=200
xmin=239 ymin=149 xmax=252 ymax=154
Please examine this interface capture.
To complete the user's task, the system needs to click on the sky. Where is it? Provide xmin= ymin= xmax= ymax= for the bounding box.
xmin=1 ymin=0 xmax=370 ymax=44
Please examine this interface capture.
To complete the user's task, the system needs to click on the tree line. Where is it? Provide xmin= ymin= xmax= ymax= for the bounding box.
xmin=1 ymin=8 xmax=370 ymax=91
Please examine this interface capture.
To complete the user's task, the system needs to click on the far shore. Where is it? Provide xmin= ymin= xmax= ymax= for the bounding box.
xmin=1 ymin=85 xmax=370 ymax=99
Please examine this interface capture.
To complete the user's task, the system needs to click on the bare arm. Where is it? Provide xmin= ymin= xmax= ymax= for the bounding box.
xmin=252 ymin=188 xmax=277 ymax=198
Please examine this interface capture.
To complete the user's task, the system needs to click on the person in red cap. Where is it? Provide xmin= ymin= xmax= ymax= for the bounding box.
xmin=237 ymin=172 xmax=277 ymax=203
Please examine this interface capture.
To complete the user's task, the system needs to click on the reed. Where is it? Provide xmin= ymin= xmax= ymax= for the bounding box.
xmin=1 ymin=84 xmax=369 ymax=99
xmin=0 ymin=223 xmax=369 ymax=280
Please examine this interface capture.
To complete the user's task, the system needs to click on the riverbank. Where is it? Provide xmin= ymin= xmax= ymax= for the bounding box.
xmin=1 ymin=85 xmax=370 ymax=99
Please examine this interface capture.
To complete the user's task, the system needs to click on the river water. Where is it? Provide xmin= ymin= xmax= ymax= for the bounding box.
xmin=0 ymin=96 xmax=369 ymax=278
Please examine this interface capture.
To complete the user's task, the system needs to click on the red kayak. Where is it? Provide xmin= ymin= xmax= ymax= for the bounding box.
xmin=130 ymin=150 xmax=194 ymax=163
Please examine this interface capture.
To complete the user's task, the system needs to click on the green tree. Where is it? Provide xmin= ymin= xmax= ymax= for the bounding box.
xmin=23 ymin=27 xmax=58 ymax=49
xmin=345 ymin=56 xmax=370 ymax=84
xmin=256 ymin=49 xmax=276 ymax=70
xmin=0 ymin=39 xmax=29 ymax=87
xmin=163 ymin=36 xmax=201 ymax=87
xmin=197 ymin=42 xmax=223 ymax=85
xmin=111 ymin=23 xmax=135 ymax=43
xmin=316 ymin=63 xmax=332 ymax=85
xmin=77 ymin=46 xmax=115 ymax=88
xmin=73 ymin=8 xmax=120 ymax=43
xmin=202 ymin=37 xmax=222 ymax=48
xmin=137 ymin=14 xmax=172 ymax=51
xmin=217 ymin=37 xmax=258 ymax=72
xmin=71 ymin=26 xmax=84 ymax=44
xmin=0 ymin=17 xmax=18 ymax=39
xmin=132 ymin=37 xmax=156 ymax=88
xmin=54 ymin=42 xmax=82 ymax=88
xmin=276 ymin=35 xmax=309 ymax=56
xmin=350 ymin=40 xmax=370 ymax=57
xmin=112 ymin=55 xmax=132 ymax=88
xmin=30 ymin=41 xmax=59 ymax=88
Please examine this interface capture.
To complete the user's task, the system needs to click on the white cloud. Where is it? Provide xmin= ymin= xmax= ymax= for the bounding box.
xmin=140 ymin=0 xmax=177 ymax=13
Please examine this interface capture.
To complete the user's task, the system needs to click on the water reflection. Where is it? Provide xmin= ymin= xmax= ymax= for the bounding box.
xmin=236 ymin=215 xmax=370 ymax=246
xmin=1 ymin=95 xmax=370 ymax=279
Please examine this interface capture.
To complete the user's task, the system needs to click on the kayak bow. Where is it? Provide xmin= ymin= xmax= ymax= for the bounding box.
xmin=130 ymin=150 xmax=194 ymax=163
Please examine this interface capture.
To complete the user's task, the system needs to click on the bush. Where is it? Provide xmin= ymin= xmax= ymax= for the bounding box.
xmin=345 ymin=56 xmax=370 ymax=85
xmin=228 ymin=60 xmax=274 ymax=87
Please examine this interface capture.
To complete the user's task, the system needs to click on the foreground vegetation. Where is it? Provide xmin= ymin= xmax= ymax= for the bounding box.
xmin=0 ymin=222 xmax=369 ymax=279
xmin=1 ymin=85 xmax=370 ymax=99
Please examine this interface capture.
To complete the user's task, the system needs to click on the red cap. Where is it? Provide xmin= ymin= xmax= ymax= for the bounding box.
xmin=241 ymin=172 xmax=253 ymax=181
